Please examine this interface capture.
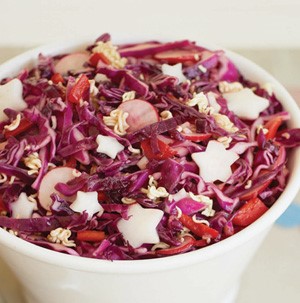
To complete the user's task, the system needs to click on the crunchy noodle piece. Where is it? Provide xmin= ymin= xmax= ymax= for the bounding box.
xmin=213 ymin=113 xmax=239 ymax=133
xmin=47 ymin=228 xmax=76 ymax=247
xmin=141 ymin=175 xmax=169 ymax=201
xmin=189 ymin=192 xmax=215 ymax=217
xmin=192 ymin=215 xmax=210 ymax=225
xmin=128 ymin=145 xmax=140 ymax=155
xmin=198 ymin=64 xmax=207 ymax=73
xmin=89 ymin=79 xmax=99 ymax=97
xmin=121 ymin=197 xmax=136 ymax=204
xmin=244 ymin=180 xmax=252 ymax=189
xmin=281 ymin=132 xmax=290 ymax=139
xmin=176 ymin=122 xmax=196 ymax=135
xmin=122 ymin=91 xmax=136 ymax=102
xmin=175 ymin=206 xmax=182 ymax=219
xmin=256 ymin=124 xmax=269 ymax=135
xmin=4 ymin=114 xmax=21 ymax=131
xmin=9 ymin=176 xmax=16 ymax=184
xmin=186 ymin=92 xmax=214 ymax=114
xmin=0 ymin=173 xmax=8 ymax=183
xmin=218 ymin=81 xmax=243 ymax=93
xmin=103 ymin=109 xmax=129 ymax=136
xmin=160 ymin=110 xmax=173 ymax=120
xmin=95 ymin=73 xmax=109 ymax=82
xmin=23 ymin=152 xmax=42 ymax=175
xmin=151 ymin=242 xmax=170 ymax=251
xmin=92 ymin=41 xmax=127 ymax=69
xmin=217 ymin=136 xmax=233 ymax=148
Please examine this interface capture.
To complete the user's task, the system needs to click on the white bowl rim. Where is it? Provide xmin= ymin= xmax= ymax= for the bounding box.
xmin=0 ymin=36 xmax=300 ymax=274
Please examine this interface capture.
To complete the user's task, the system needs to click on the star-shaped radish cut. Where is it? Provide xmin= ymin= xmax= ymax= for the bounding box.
xmin=0 ymin=79 xmax=27 ymax=121
xmin=96 ymin=134 xmax=124 ymax=159
xmin=161 ymin=63 xmax=187 ymax=84
xmin=223 ymin=88 xmax=269 ymax=120
xmin=11 ymin=192 xmax=35 ymax=219
xmin=192 ymin=140 xmax=239 ymax=183
xmin=70 ymin=191 xmax=103 ymax=220
xmin=117 ymin=203 xmax=164 ymax=248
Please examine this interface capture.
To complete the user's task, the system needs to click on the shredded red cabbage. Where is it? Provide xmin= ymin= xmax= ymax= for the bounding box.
xmin=0 ymin=33 xmax=299 ymax=260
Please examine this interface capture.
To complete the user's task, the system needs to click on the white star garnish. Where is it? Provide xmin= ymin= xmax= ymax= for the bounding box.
xmin=117 ymin=203 xmax=164 ymax=248
xmin=70 ymin=191 xmax=103 ymax=220
xmin=161 ymin=63 xmax=187 ymax=84
xmin=223 ymin=88 xmax=269 ymax=120
xmin=0 ymin=79 xmax=27 ymax=122
xmin=11 ymin=192 xmax=35 ymax=219
xmin=192 ymin=140 xmax=239 ymax=183
xmin=96 ymin=134 xmax=124 ymax=159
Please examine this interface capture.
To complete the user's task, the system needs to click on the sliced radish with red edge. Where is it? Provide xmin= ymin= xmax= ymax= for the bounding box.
xmin=38 ymin=167 xmax=77 ymax=210
xmin=54 ymin=53 xmax=90 ymax=75
xmin=118 ymin=99 xmax=159 ymax=133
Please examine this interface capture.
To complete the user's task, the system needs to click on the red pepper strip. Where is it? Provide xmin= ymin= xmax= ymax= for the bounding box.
xmin=77 ymin=230 xmax=106 ymax=242
xmin=89 ymin=52 xmax=111 ymax=67
xmin=233 ymin=197 xmax=268 ymax=227
xmin=4 ymin=118 xmax=33 ymax=139
xmin=51 ymin=73 xmax=64 ymax=84
xmin=0 ymin=195 xmax=7 ymax=212
xmin=141 ymin=138 xmax=177 ymax=160
xmin=182 ymin=133 xmax=212 ymax=142
xmin=264 ymin=117 xmax=283 ymax=140
xmin=156 ymin=236 xmax=195 ymax=255
xmin=194 ymin=239 xmax=208 ymax=247
xmin=154 ymin=50 xmax=201 ymax=64
xmin=179 ymin=214 xmax=219 ymax=239
xmin=68 ymin=74 xmax=90 ymax=104
xmin=64 ymin=157 xmax=77 ymax=168
xmin=97 ymin=191 xmax=106 ymax=202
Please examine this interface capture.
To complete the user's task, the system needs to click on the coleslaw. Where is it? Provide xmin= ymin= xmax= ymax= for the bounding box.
xmin=0 ymin=33 xmax=299 ymax=260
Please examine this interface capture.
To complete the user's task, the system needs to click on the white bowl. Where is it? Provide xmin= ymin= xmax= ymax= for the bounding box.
xmin=0 ymin=38 xmax=300 ymax=303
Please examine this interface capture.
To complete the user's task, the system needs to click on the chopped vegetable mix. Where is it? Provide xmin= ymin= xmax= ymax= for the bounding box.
xmin=0 ymin=33 xmax=299 ymax=260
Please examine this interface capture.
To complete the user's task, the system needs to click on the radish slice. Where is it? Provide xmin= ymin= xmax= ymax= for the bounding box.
xmin=154 ymin=50 xmax=201 ymax=64
xmin=54 ymin=53 xmax=90 ymax=75
xmin=118 ymin=99 xmax=159 ymax=133
xmin=38 ymin=167 xmax=77 ymax=210
xmin=119 ymin=40 xmax=193 ymax=58
xmin=119 ymin=43 xmax=161 ymax=57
